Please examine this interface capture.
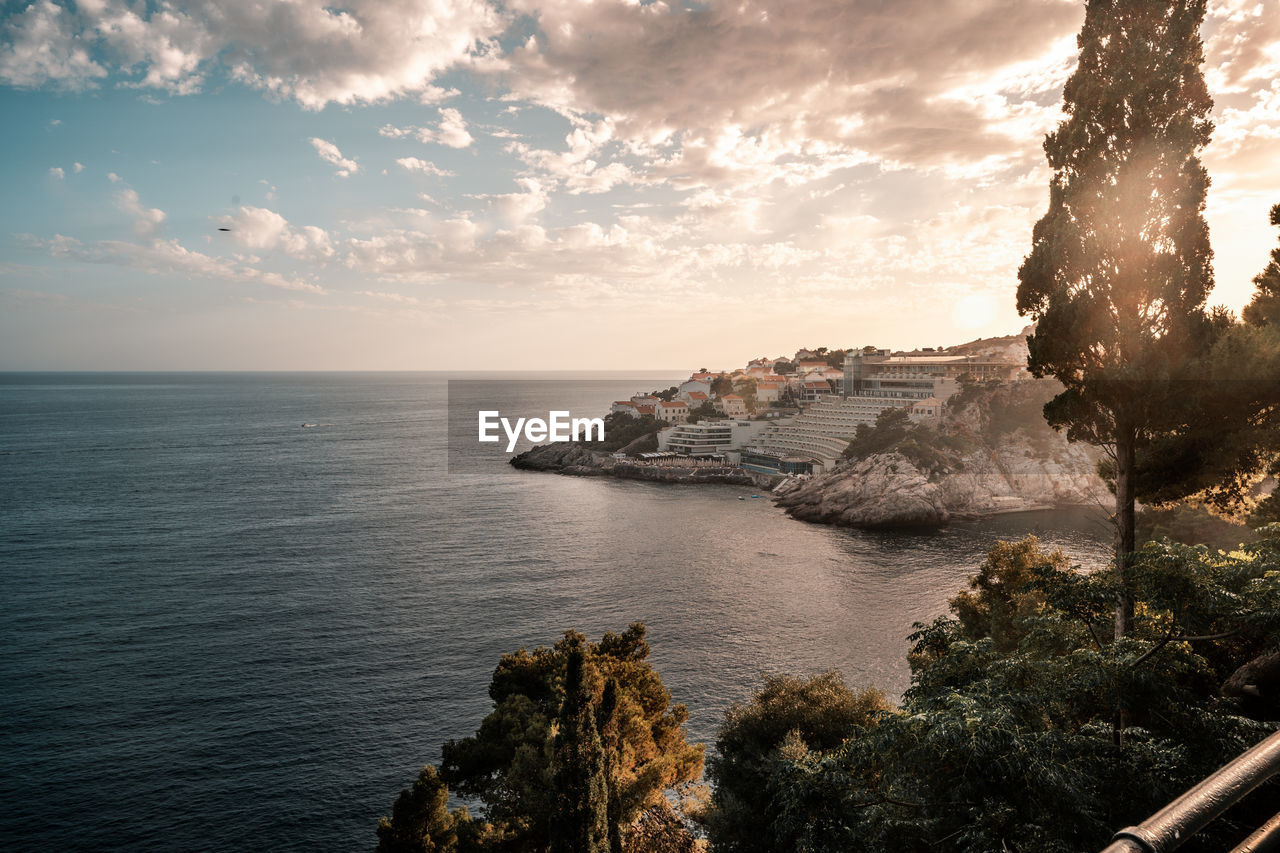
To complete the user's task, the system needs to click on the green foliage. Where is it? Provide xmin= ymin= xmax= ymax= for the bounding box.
xmin=589 ymin=414 xmax=665 ymax=454
xmin=945 ymin=537 xmax=1071 ymax=654
xmin=653 ymin=387 xmax=679 ymax=403
xmin=1251 ymin=492 xmax=1280 ymax=529
xmin=842 ymin=408 xmax=911 ymax=460
xmin=772 ymin=361 xmax=795 ymax=376
xmin=1243 ymin=204 xmax=1280 ymax=328
xmin=840 ymin=407 xmax=977 ymax=477
xmin=376 ymin=766 xmax=476 ymax=853
xmin=1138 ymin=502 xmax=1256 ymax=551
xmin=377 ymin=625 xmax=702 ymax=853
xmin=438 ymin=624 xmax=703 ymax=851
xmin=711 ymin=375 xmax=735 ymax=396
xmin=684 ymin=403 xmax=719 ymax=424
xmin=715 ymin=534 xmax=1280 ymax=853
xmin=704 ymin=673 xmax=890 ymax=853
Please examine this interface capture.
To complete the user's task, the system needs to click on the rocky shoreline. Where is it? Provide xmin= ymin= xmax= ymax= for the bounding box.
xmin=773 ymin=444 xmax=1108 ymax=529
xmin=774 ymin=381 xmax=1111 ymax=528
xmin=510 ymin=442 xmax=784 ymax=488
xmin=512 ymin=380 xmax=1111 ymax=529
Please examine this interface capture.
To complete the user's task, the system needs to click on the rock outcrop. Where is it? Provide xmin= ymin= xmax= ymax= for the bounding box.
xmin=776 ymin=381 xmax=1110 ymax=528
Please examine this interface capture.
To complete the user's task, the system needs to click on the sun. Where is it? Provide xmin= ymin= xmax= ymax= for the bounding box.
xmin=951 ymin=292 xmax=1001 ymax=330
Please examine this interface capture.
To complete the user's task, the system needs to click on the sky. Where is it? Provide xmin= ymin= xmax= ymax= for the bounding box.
xmin=1 ymin=0 xmax=1278 ymax=371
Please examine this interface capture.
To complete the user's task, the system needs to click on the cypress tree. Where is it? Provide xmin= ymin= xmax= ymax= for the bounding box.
xmin=597 ymin=679 xmax=624 ymax=853
xmin=1016 ymin=0 xmax=1215 ymax=638
xmin=549 ymin=645 xmax=609 ymax=853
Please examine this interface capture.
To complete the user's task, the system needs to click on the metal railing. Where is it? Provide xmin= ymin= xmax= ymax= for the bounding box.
xmin=1101 ymin=729 xmax=1280 ymax=853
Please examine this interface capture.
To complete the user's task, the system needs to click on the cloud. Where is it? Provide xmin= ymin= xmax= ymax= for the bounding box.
xmin=310 ymin=137 xmax=359 ymax=177
xmin=495 ymin=0 xmax=1085 ymax=184
xmin=217 ymin=206 xmax=335 ymax=262
xmin=431 ymin=107 xmax=473 ymax=148
xmin=115 ymin=188 xmax=167 ymax=237
xmin=73 ymin=161 xmax=84 ymax=173
xmin=396 ymin=157 xmax=455 ymax=177
xmin=0 ymin=0 xmax=500 ymax=108
xmin=0 ymin=0 xmax=107 ymax=90
xmin=492 ymin=177 xmax=548 ymax=225
xmin=21 ymin=233 xmax=324 ymax=293
xmin=380 ymin=107 xmax=474 ymax=148
xmin=48 ymin=166 xmax=65 ymax=179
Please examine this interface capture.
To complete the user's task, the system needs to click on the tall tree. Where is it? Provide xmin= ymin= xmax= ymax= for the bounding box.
xmin=375 ymin=766 xmax=472 ymax=853
xmin=439 ymin=624 xmax=703 ymax=850
xmin=1016 ymin=0 xmax=1215 ymax=638
xmin=549 ymin=643 xmax=609 ymax=853
xmin=1244 ymin=204 xmax=1280 ymax=329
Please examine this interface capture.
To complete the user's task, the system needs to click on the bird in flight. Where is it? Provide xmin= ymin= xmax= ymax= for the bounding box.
xmin=217 ymin=227 xmax=231 ymax=232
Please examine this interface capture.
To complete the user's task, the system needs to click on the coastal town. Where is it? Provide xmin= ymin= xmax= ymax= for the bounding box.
xmin=602 ymin=331 xmax=1031 ymax=477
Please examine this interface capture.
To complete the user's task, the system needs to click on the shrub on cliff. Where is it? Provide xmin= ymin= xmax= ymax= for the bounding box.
xmin=840 ymin=407 xmax=975 ymax=477
xmin=709 ymin=532 xmax=1280 ymax=853
xmin=376 ymin=624 xmax=704 ymax=853
xmin=704 ymin=673 xmax=890 ymax=853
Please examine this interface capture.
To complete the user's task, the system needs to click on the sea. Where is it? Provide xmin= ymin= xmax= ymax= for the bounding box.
xmin=0 ymin=372 xmax=1113 ymax=851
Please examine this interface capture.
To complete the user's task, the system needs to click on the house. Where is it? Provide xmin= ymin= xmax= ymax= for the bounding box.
xmin=656 ymin=400 xmax=689 ymax=423
xmin=678 ymin=389 xmax=711 ymax=408
xmin=631 ymin=394 xmax=660 ymax=408
xmin=611 ymin=401 xmax=638 ymax=417
xmin=720 ymin=394 xmax=747 ymax=416
xmin=801 ymin=378 xmax=833 ymax=404
xmin=909 ymin=397 xmax=944 ymax=422
xmin=634 ymin=404 xmax=656 ymax=417
xmin=756 ymin=381 xmax=782 ymax=404
xmin=797 ymin=360 xmax=830 ymax=375
xmin=678 ymin=379 xmax=712 ymax=397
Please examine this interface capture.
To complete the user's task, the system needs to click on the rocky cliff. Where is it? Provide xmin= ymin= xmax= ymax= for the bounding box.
xmin=775 ymin=381 xmax=1110 ymax=528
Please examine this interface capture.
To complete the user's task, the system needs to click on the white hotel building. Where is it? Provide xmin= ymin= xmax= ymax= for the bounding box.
xmin=657 ymin=419 xmax=776 ymax=457
xmin=744 ymin=347 xmax=1024 ymax=472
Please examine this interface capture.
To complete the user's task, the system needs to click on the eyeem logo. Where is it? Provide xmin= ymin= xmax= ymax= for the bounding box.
xmin=478 ymin=411 xmax=605 ymax=452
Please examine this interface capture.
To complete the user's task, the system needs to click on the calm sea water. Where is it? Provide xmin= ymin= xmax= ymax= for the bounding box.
xmin=0 ymin=373 xmax=1112 ymax=852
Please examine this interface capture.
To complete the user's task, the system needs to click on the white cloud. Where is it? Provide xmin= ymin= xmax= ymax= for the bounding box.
xmin=217 ymin=206 xmax=335 ymax=262
xmin=0 ymin=0 xmax=500 ymax=108
xmin=22 ymin=233 xmax=324 ymax=293
xmin=380 ymin=107 xmax=474 ymax=148
xmin=396 ymin=157 xmax=455 ymax=177
xmin=115 ymin=188 xmax=167 ymax=237
xmin=310 ymin=137 xmax=359 ymax=177
xmin=48 ymin=166 xmax=65 ymax=179
xmin=432 ymin=107 xmax=473 ymax=148
xmin=73 ymin=161 xmax=84 ymax=173
xmin=0 ymin=0 xmax=106 ymax=90
xmin=493 ymin=177 xmax=548 ymax=225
